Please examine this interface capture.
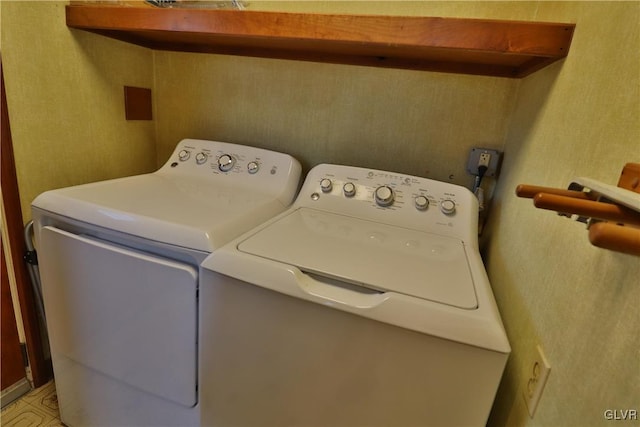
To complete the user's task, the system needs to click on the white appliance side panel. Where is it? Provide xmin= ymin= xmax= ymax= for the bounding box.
xmin=200 ymin=270 xmax=507 ymax=427
xmin=238 ymin=208 xmax=478 ymax=309
xmin=39 ymin=226 xmax=198 ymax=408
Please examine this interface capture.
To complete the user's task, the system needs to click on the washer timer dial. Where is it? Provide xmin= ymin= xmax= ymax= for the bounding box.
xmin=374 ymin=186 xmax=395 ymax=207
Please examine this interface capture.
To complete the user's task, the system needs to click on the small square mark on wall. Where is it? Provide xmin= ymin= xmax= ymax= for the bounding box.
xmin=124 ymin=86 xmax=152 ymax=120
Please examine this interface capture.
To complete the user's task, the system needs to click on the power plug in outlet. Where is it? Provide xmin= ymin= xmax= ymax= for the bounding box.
xmin=478 ymin=152 xmax=492 ymax=168
xmin=523 ymin=345 xmax=551 ymax=418
xmin=466 ymin=148 xmax=502 ymax=177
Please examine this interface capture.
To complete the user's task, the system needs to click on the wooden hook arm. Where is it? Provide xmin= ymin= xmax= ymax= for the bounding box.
xmin=588 ymin=222 xmax=640 ymax=256
xmin=533 ymin=193 xmax=640 ymax=226
xmin=517 ymin=165 xmax=640 ymax=257
xmin=515 ymin=184 xmax=592 ymax=200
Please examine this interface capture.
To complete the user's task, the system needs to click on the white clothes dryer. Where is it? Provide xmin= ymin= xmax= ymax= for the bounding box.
xmin=200 ymin=164 xmax=510 ymax=427
xmin=32 ymin=138 xmax=301 ymax=427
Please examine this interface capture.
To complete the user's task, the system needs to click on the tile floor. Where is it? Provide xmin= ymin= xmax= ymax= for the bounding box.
xmin=0 ymin=381 xmax=63 ymax=426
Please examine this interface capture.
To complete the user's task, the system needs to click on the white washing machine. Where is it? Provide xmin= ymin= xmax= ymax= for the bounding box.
xmin=200 ymin=164 xmax=510 ymax=427
xmin=31 ymin=138 xmax=301 ymax=427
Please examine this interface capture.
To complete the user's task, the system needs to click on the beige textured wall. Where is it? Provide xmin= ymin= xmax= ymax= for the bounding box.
xmin=155 ymin=54 xmax=516 ymax=186
xmin=154 ymin=1 xmax=537 ymax=187
xmin=1 ymin=1 xmax=156 ymax=221
xmin=485 ymin=2 xmax=640 ymax=426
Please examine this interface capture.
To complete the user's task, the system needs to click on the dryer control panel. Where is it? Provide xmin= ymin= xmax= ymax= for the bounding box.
xmin=157 ymin=139 xmax=301 ymax=204
xmin=296 ymin=164 xmax=478 ymax=244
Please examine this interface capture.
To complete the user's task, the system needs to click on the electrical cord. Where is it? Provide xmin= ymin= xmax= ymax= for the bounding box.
xmin=473 ymin=164 xmax=488 ymax=193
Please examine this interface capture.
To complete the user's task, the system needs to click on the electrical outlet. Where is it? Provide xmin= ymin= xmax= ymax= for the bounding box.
xmin=523 ymin=345 xmax=551 ymax=418
xmin=478 ymin=152 xmax=492 ymax=168
xmin=466 ymin=148 xmax=502 ymax=177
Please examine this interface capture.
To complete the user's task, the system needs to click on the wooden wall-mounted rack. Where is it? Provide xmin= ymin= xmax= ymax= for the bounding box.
xmin=516 ymin=163 xmax=640 ymax=256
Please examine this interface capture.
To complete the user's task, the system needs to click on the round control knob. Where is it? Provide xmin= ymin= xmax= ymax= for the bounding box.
xmin=415 ymin=195 xmax=429 ymax=211
xmin=440 ymin=199 xmax=456 ymax=215
xmin=178 ymin=150 xmax=190 ymax=161
xmin=374 ymin=185 xmax=395 ymax=207
xmin=195 ymin=152 xmax=208 ymax=165
xmin=218 ymin=154 xmax=235 ymax=172
xmin=343 ymin=182 xmax=356 ymax=198
xmin=320 ymin=178 xmax=333 ymax=193
xmin=247 ymin=161 xmax=259 ymax=174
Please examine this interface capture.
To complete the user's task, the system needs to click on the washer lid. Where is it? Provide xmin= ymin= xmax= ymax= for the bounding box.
xmin=32 ymin=173 xmax=285 ymax=252
xmin=238 ymin=208 xmax=478 ymax=309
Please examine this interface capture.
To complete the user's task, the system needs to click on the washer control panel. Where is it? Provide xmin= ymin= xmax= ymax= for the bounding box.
xmin=296 ymin=164 xmax=478 ymax=242
xmin=158 ymin=138 xmax=301 ymax=201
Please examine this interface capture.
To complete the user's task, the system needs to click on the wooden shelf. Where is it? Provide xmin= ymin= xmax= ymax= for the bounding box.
xmin=66 ymin=4 xmax=575 ymax=78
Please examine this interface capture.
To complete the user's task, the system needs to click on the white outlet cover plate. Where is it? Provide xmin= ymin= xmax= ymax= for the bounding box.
xmin=523 ymin=344 xmax=551 ymax=418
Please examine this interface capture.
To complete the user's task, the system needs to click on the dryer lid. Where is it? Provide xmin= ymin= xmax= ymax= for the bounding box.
xmin=238 ymin=208 xmax=478 ymax=309
xmin=32 ymin=173 xmax=285 ymax=252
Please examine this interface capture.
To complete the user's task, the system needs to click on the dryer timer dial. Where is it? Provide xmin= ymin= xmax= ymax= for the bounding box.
xmin=218 ymin=154 xmax=235 ymax=172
